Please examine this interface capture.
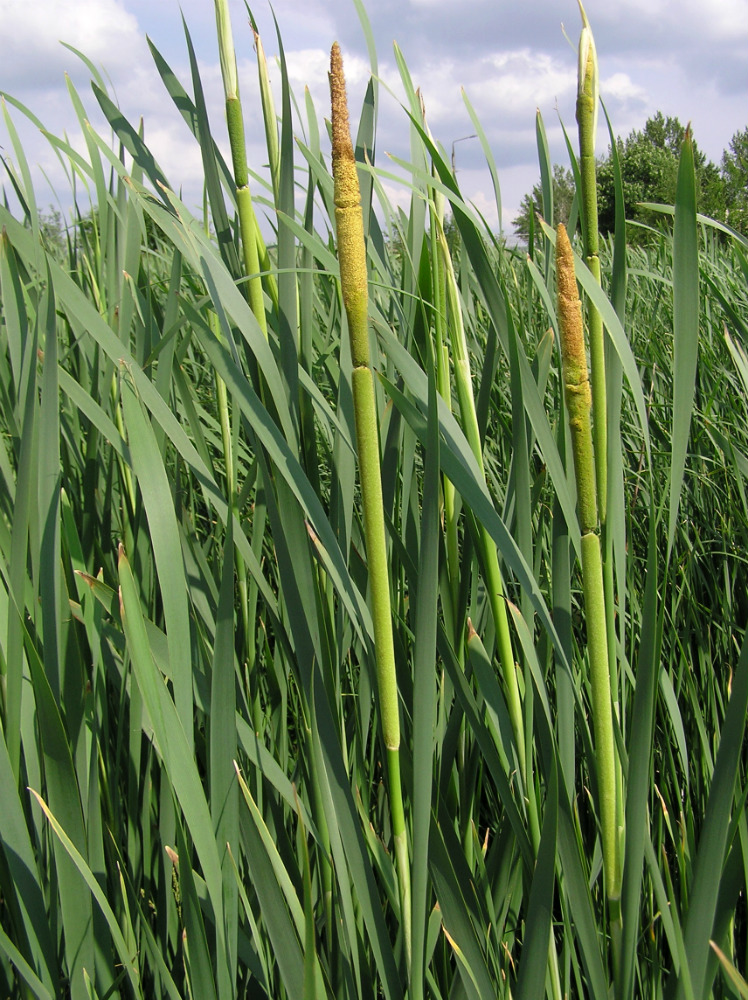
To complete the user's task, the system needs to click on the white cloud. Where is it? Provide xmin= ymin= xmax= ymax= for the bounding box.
xmin=373 ymin=48 xmax=576 ymax=135
xmin=467 ymin=187 xmax=500 ymax=231
xmin=482 ymin=50 xmax=575 ymax=115
xmin=618 ymin=0 xmax=748 ymax=42
xmin=244 ymin=44 xmax=375 ymax=148
xmin=0 ymin=0 xmax=144 ymax=88
xmin=705 ymin=0 xmax=748 ymax=40
xmin=377 ymin=179 xmax=413 ymax=218
xmin=601 ymin=72 xmax=648 ymax=105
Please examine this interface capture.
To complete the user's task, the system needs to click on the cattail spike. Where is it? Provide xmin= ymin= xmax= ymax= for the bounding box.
xmin=556 ymin=223 xmax=598 ymax=535
xmin=330 ymin=41 xmax=412 ymax=972
xmin=330 ymin=43 xmax=369 ymax=368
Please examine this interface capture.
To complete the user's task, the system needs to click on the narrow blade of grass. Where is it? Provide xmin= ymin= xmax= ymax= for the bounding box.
xmin=676 ymin=630 xmax=748 ymax=1000
xmin=667 ymin=129 xmax=699 ymax=557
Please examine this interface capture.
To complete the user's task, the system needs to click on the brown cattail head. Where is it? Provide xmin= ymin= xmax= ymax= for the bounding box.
xmin=556 ymin=224 xmax=587 ymax=384
xmin=556 ymin=223 xmax=598 ymax=534
xmin=329 ymin=42 xmax=369 ymax=367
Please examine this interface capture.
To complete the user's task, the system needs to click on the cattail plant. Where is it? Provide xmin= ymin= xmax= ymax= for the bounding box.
xmin=4 ymin=7 xmax=747 ymax=998
xmin=575 ymin=12 xmax=624 ymax=960
xmin=329 ymin=41 xmax=412 ymax=972
xmin=433 ymin=213 xmax=530 ymax=790
xmin=576 ymin=1 xmax=606 ymax=522
xmin=422 ymin=104 xmax=460 ymax=631
xmin=250 ymin=19 xmax=280 ymax=206
xmin=214 ymin=0 xmax=267 ymax=337
xmin=556 ymin=223 xmax=621 ymax=963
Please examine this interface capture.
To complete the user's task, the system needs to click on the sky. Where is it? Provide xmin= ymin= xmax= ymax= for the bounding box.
xmin=1 ymin=0 xmax=747 ymax=235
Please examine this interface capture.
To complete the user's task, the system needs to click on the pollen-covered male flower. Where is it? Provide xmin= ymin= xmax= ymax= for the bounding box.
xmin=329 ymin=42 xmax=369 ymax=369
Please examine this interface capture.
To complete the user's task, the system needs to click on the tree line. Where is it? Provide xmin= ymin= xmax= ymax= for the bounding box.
xmin=514 ymin=113 xmax=748 ymax=246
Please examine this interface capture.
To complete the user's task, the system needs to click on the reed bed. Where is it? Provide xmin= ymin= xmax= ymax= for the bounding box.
xmin=0 ymin=4 xmax=746 ymax=999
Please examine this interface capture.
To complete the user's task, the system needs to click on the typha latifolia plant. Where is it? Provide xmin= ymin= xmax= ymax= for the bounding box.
xmin=556 ymin=221 xmax=622 ymax=966
xmin=329 ymin=41 xmax=412 ymax=974
xmin=575 ymin=0 xmax=606 ymax=520
xmin=214 ymin=0 xmax=267 ymax=337
xmin=572 ymin=3 xmax=624 ymax=968
xmin=0 ymin=3 xmax=745 ymax=999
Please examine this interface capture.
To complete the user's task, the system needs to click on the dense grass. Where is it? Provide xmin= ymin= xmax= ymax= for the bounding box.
xmin=0 ymin=4 xmax=746 ymax=999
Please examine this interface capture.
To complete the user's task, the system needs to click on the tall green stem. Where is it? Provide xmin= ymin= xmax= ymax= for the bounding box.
xmin=576 ymin=11 xmax=623 ymax=965
xmin=556 ymin=223 xmax=621 ymax=960
xmin=214 ymin=0 xmax=267 ymax=338
xmin=428 ymin=191 xmax=460 ymax=631
xmin=576 ymin=1 xmax=606 ymax=524
xmin=329 ymin=42 xmax=412 ymax=975
xmin=251 ymin=23 xmax=280 ymax=205
xmin=433 ymin=215 xmax=527 ymax=788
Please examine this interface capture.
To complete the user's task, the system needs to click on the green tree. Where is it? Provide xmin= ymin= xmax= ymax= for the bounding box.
xmin=517 ymin=114 xmax=748 ymax=250
xmin=596 ymin=113 xmax=727 ymax=238
xmin=443 ymin=211 xmax=462 ymax=257
xmin=721 ymin=127 xmax=748 ymax=235
xmin=513 ymin=163 xmax=575 ymax=250
xmin=35 ymin=205 xmax=67 ymax=259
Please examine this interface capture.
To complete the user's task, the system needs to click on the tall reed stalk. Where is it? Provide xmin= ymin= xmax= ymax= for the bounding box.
xmin=575 ymin=9 xmax=624 ymax=962
xmin=575 ymin=1 xmax=606 ymax=519
xmin=214 ymin=0 xmax=266 ymax=337
xmin=329 ymin=42 xmax=412 ymax=974
xmin=556 ymin=223 xmax=621 ymax=962
xmin=433 ymin=214 xmax=530 ymax=794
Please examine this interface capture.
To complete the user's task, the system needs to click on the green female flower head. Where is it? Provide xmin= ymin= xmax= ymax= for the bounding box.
xmin=577 ymin=0 xmax=599 ymax=147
